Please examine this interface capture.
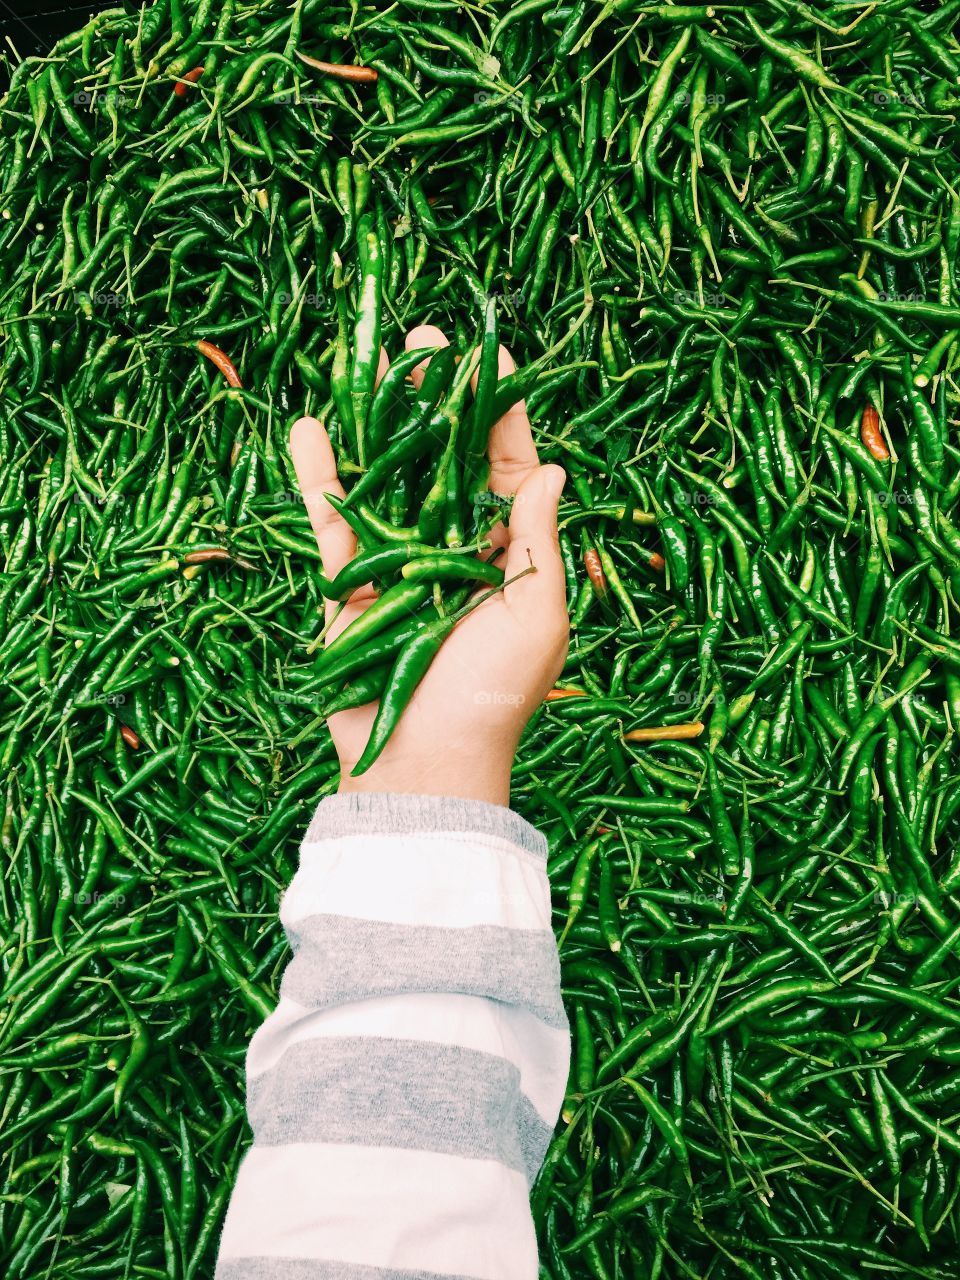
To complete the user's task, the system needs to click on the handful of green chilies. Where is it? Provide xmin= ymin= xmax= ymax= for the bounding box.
xmin=306 ymin=287 xmax=531 ymax=772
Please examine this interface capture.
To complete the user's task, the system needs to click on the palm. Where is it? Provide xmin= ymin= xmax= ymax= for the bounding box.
xmin=329 ymin=591 xmax=531 ymax=772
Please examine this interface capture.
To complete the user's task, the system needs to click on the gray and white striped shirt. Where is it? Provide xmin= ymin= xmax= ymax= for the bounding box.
xmin=215 ymin=791 xmax=570 ymax=1280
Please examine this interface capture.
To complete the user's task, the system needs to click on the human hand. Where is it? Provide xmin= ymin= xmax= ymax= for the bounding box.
xmin=289 ymin=325 xmax=568 ymax=806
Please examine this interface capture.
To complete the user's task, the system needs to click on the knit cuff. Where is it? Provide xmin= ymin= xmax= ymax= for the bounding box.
xmin=301 ymin=791 xmax=547 ymax=861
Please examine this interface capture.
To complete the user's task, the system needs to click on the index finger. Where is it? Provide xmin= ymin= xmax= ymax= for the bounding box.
xmin=289 ymin=346 xmax=390 ymax=577
xmin=289 ymin=416 xmax=355 ymax=588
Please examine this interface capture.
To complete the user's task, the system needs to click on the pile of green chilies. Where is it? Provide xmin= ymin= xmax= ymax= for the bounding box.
xmin=2 ymin=0 xmax=960 ymax=1275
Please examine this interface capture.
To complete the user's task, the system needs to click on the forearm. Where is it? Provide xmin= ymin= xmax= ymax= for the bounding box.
xmin=215 ymin=791 xmax=570 ymax=1280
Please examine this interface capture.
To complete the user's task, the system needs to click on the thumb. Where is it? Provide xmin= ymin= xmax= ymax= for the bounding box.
xmin=502 ymin=464 xmax=567 ymax=624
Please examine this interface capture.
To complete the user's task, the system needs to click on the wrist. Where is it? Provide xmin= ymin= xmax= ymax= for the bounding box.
xmin=337 ymin=756 xmax=511 ymax=807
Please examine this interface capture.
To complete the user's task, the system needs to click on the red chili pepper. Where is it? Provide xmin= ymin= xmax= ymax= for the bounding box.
xmin=197 ymin=340 xmax=242 ymax=388
xmin=860 ymin=403 xmax=889 ymax=461
xmin=183 ymin=549 xmax=258 ymax=570
xmin=183 ymin=549 xmax=233 ymax=564
xmin=648 ymin=551 xmax=666 ymax=572
xmin=120 ymin=725 xmax=140 ymax=749
xmin=545 ymin=687 xmax=588 ymax=701
xmin=296 ymin=51 xmax=378 ymax=82
xmin=173 ymin=66 xmax=204 ymax=97
xmin=583 ymin=548 xmax=607 ymax=596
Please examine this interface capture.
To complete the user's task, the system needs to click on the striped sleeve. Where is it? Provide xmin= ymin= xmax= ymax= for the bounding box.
xmin=214 ymin=791 xmax=571 ymax=1280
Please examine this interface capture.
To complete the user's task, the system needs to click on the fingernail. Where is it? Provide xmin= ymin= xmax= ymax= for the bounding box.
xmin=546 ymin=465 xmax=566 ymax=502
